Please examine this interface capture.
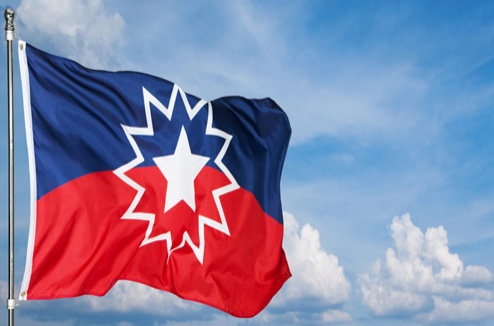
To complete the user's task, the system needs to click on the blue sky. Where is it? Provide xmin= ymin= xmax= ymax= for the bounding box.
xmin=0 ymin=0 xmax=493 ymax=325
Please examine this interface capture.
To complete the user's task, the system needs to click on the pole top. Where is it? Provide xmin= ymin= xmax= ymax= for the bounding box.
xmin=4 ymin=8 xmax=15 ymax=41
xmin=4 ymin=8 xmax=14 ymax=31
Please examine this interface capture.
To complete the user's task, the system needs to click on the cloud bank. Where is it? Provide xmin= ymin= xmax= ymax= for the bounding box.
xmin=360 ymin=213 xmax=494 ymax=323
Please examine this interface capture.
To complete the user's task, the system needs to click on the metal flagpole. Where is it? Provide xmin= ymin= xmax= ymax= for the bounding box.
xmin=4 ymin=7 xmax=16 ymax=326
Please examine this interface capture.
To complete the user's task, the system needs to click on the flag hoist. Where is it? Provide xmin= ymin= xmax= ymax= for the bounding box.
xmin=4 ymin=7 xmax=16 ymax=326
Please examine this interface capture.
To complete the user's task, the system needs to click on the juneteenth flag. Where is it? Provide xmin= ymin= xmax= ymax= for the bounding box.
xmin=18 ymin=40 xmax=291 ymax=317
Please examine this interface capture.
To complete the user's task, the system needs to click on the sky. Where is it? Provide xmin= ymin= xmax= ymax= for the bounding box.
xmin=0 ymin=0 xmax=493 ymax=325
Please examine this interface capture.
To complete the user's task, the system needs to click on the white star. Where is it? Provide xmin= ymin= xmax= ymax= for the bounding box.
xmin=153 ymin=126 xmax=209 ymax=213
xmin=115 ymin=86 xmax=236 ymax=263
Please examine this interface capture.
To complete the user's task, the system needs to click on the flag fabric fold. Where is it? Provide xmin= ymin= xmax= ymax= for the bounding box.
xmin=18 ymin=40 xmax=291 ymax=318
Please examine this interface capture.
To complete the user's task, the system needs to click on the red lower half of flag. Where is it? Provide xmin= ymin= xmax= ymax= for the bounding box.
xmin=24 ymin=166 xmax=291 ymax=317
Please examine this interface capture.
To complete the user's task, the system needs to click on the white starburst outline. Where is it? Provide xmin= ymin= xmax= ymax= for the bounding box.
xmin=113 ymin=85 xmax=238 ymax=264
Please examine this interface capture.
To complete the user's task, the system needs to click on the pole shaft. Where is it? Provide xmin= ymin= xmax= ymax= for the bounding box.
xmin=7 ymin=39 xmax=14 ymax=326
xmin=4 ymin=8 xmax=15 ymax=326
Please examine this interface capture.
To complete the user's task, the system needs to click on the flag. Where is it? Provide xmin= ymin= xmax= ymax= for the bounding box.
xmin=18 ymin=40 xmax=291 ymax=318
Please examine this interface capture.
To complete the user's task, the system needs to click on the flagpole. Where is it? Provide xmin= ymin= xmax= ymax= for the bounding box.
xmin=4 ymin=8 xmax=16 ymax=326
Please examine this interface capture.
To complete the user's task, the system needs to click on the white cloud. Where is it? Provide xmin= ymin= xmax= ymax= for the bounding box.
xmin=80 ymin=281 xmax=200 ymax=316
xmin=422 ymin=297 xmax=494 ymax=323
xmin=254 ymin=308 xmax=352 ymax=326
xmin=360 ymin=213 xmax=494 ymax=322
xmin=321 ymin=309 xmax=353 ymax=323
xmin=264 ymin=212 xmax=351 ymax=324
xmin=17 ymin=0 xmax=125 ymax=69
xmin=0 ymin=280 xmax=7 ymax=299
xmin=276 ymin=212 xmax=351 ymax=306
xmin=461 ymin=265 xmax=494 ymax=286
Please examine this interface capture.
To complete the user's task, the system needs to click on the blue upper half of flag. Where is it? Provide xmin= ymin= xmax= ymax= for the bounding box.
xmin=24 ymin=43 xmax=291 ymax=224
